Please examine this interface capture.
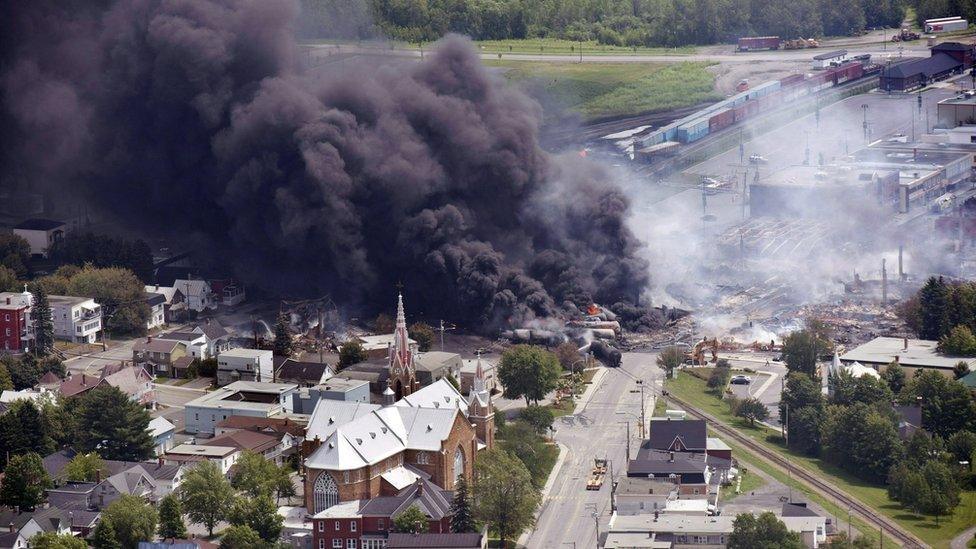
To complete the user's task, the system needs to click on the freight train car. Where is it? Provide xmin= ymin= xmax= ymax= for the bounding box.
xmin=709 ymin=108 xmax=735 ymax=132
xmin=737 ymin=36 xmax=781 ymax=51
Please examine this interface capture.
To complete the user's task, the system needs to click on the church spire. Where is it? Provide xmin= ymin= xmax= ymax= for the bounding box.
xmin=473 ymin=351 xmax=486 ymax=394
xmin=393 ymin=293 xmax=409 ymax=362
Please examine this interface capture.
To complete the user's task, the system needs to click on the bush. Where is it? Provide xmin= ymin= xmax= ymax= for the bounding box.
xmin=518 ymin=406 xmax=555 ymax=434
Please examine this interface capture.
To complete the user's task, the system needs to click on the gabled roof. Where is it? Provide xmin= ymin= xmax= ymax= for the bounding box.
xmin=57 ymin=373 xmax=107 ymax=397
xmin=933 ymin=42 xmax=973 ymax=52
xmin=192 ymin=319 xmax=228 ymax=340
xmin=156 ymin=331 xmax=206 ymax=343
xmin=394 ymin=378 xmax=468 ymax=414
xmin=101 ymin=365 xmax=152 ymax=396
xmin=149 ymin=416 xmax=176 ymax=438
xmin=893 ymin=404 xmax=922 ymax=428
xmin=306 ymin=400 xmax=382 ymax=442
xmin=145 ymin=292 xmax=167 ymax=307
xmin=884 ymin=53 xmax=962 ymax=79
xmin=14 ymin=218 xmax=64 ymax=230
xmin=358 ymin=477 xmax=452 ymax=520
xmin=646 ymin=419 xmax=707 ymax=452
xmin=144 ymin=285 xmax=183 ymax=303
xmin=276 ymin=359 xmax=333 ymax=384
xmin=173 ymin=279 xmax=211 ymax=296
xmin=103 ymin=468 xmax=156 ymax=495
xmin=628 ymin=450 xmax=708 ymax=476
xmin=206 ymin=430 xmax=280 ymax=453
xmin=413 ymin=351 xmax=461 ymax=372
xmin=133 ymin=338 xmax=186 ymax=354
xmin=387 ymin=533 xmax=484 ymax=548
xmin=216 ymin=415 xmax=305 ymax=437
xmin=782 ymin=503 xmax=821 ymax=517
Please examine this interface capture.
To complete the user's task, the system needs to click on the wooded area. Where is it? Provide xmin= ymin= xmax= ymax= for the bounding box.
xmin=297 ymin=0 xmax=971 ymax=47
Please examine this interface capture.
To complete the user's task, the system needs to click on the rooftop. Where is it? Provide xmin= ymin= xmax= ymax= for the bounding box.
xmin=313 ymin=377 xmax=368 ymax=392
xmin=219 ymin=347 xmax=272 ymax=359
xmin=883 ymin=52 xmax=961 ymax=79
xmin=166 ymin=444 xmax=238 ymax=458
xmin=13 ymin=218 xmax=64 ymax=230
xmin=386 ymin=533 xmax=485 ymax=548
xmin=206 ymin=429 xmax=279 ymax=453
xmin=184 ymin=381 xmax=297 ymax=410
xmin=646 ymin=419 xmax=707 ymax=452
xmin=813 ymin=49 xmax=847 ymax=60
xmin=48 ymin=294 xmax=95 ymax=306
xmin=840 ymin=336 xmax=976 ymax=370
xmin=357 ymin=333 xmax=416 ymax=352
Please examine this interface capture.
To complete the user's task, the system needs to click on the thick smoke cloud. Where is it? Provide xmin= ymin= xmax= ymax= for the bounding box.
xmin=1 ymin=0 xmax=649 ymax=329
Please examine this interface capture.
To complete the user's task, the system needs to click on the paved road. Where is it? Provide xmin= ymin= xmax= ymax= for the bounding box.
xmin=522 ymin=352 xmax=662 ymax=548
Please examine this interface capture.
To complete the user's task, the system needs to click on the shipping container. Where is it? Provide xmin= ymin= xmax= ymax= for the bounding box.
xmin=925 ymin=18 xmax=968 ymax=33
xmin=635 ymin=141 xmax=681 ymax=162
xmin=708 ymin=108 xmax=735 ymax=131
xmin=779 ymin=74 xmax=806 ymax=88
xmin=677 ymin=117 xmax=710 ymax=143
xmin=737 ymin=36 xmax=781 ymax=51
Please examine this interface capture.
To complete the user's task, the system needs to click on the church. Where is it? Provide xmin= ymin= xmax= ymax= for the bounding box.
xmin=303 ymin=294 xmax=494 ymax=514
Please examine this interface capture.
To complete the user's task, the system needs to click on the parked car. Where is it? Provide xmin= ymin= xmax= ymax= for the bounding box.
xmin=749 ymin=154 xmax=768 ymax=164
xmin=730 ymin=375 xmax=752 ymax=385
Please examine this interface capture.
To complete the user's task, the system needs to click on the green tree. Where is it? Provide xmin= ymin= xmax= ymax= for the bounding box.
xmin=735 ymin=398 xmax=769 ymax=426
xmin=373 ymin=313 xmax=394 ymax=333
xmin=450 ymin=474 xmax=475 ymax=533
xmin=0 ymin=265 xmax=19 ymax=292
xmin=0 ymin=452 xmax=50 ymax=510
xmin=158 ymin=493 xmax=188 ymax=539
xmin=779 ymin=373 xmax=824 ymax=420
xmin=728 ymin=511 xmax=804 ymax=549
xmin=953 ymin=360 xmax=972 ymax=379
xmin=781 ymin=322 xmax=833 ymax=378
xmin=30 ymin=283 xmax=55 ymax=355
xmin=903 ymin=430 xmax=949 ymax=466
xmin=913 ymin=276 xmax=952 ymax=340
xmin=947 ymin=430 xmax=976 ymax=464
xmin=100 ymin=494 xmax=158 ymax=549
xmin=498 ymin=345 xmax=561 ymax=405
xmin=29 ymin=532 xmax=88 ymax=549
xmin=473 ymin=448 xmax=540 ymax=545
xmin=219 ymin=525 xmax=262 ymax=549
xmin=7 ymin=352 xmax=40 ymax=389
xmin=48 ymin=232 xmax=153 ymax=282
xmin=707 ymin=367 xmax=731 ymax=392
xmin=833 ymin=373 xmax=894 ymax=406
xmin=0 ymin=359 xmax=11 ymax=391
xmin=408 ymin=321 xmax=435 ymax=352
xmin=897 ymin=460 xmax=962 ymax=522
xmin=90 ymin=519 xmax=121 ymax=549
xmin=900 ymin=370 xmax=976 ymax=439
xmin=228 ymin=494 xmax=283 ymax=542
xmin=230 ymin=451 xmax=295 ymax=501
xmin=881 ymin=361 xmax=906 ymax=393
xmin=939 ymin=325 xmax=976 ymax=356
xmin=554 ymin=341 xmax=583 ymax=371
xmin=822 ymin=531 xmax=878 ymax=549
xmin=787 ymin=406 xmax=824 ymax=455
xmin=273 ymin=312 xmax=293 ymax=357
xmin=338 ymin=340 xmax=366 ymax=369
xmin=0 ymin=233 xmax=30 ymax=277
xmin=393 ymin=504 xmax=430 ymax=533
xmin=178 ymin=461 xmax=235 ymax=536
xmin=498 ymin=421 xmax=554 ymax=488
xmin=38 ymin=355 xmax=66 ymax=379
xmin=64 ymin=452 xmax=106 ymax=482
xmin=821 ymin=403 xmax=903 ymax=481
xmin=0 ymin=400 xmax=55 ymax=468
xmin=656 ymin=346 xmax=684 ymax=377
xmin=518 ymin=405 xmax=555 ymax=434
xmin=65 ymin=266 xmax=150 ymax=335
xmin=74 ymin=385 xmax=153 ymax=461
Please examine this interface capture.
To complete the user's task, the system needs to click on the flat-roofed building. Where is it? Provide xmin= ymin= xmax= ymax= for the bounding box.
xmin=163 ymin=444 xmax=240 ymax=475
xmin=184 ymin=380 xmax=298 ymax=435
xmin=840 ymin=336 xmax=975 ymax=377
xmin=216 ymin=347 xmax=273 ymax=386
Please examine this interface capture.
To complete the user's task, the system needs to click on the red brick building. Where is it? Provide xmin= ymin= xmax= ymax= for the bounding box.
xmin=0 ymin=290 xmax=33 ymax=352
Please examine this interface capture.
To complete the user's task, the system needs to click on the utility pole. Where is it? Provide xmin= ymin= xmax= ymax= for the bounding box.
xmin=638 ymin=380 xmax=646 ymax=439
xmin=861 ymin=104 xmax=869 ymax=142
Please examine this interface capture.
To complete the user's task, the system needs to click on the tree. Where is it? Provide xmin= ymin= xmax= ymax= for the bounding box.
xmin=939 ymin=325 xmax=976 ymax=356
xmin=821 ymin=404 xmax=903 ymax=481
xmin=0 ymin=452 xmax=50 ymax=510
xmin=656 ymin=346 xmax=684 ymax=377
xmin=228 ymin=495 xmax=283 ymax=542
xmin=373 ymin=313 xmax=394 ymax=333
xmin=473 ymin=449 xmax=540 ymax=545
xmin=0 ymin=265 xmax=19 ymax=292
xmin=900 ymin=370 xmax=976 ymax=439
xmin=74 ymin=385 xmax=153 ymax=461
xmin=219 ymin=525 xmax=263 ymax=549
xmin=39 ymin=355 xmax=66 ymax=379
xmin=896 ymin=460 xmax=962 ymax=522
xmin=338 ymin=340 xmax=366 ymax=369
xmin=947 ymin=430 xmax=976 ymax=464
xmin=90 ymin=519 xmax=121 ymax=549
xmin=29 ymin=532 xmax=88 ymax=549
xmin=786 ymin=406 xmax=824 ymax=455
xmin=498 ymin=421 xmax=553 ymax=488
xmin=273 ymin=312 xmax=293 ymax=357
xmin=908 ymin=276 xmax=951 ymax=339
xmin=64 ymin=452 xmax=106 ymax=482
xmin=554 ymin=341 xmax=583 ymax=371
xmin=832 ymin=373 xmax=894 ymax=407
xmin=408 ymin=322 xmax=435 ymax=352
xmin=450 ymin=474 xmax=475 ymax=533
xmin=64 ymin=266 xmax=150 ymax=335
xmin=953 ymin=360 xmax=972 ymax=379
xmin=30 ymin=283 xmax=55 ymax=356
xmin=0 ymin=233 xmax=30 ymax=277
xmin=781 ymin=322 xmax=833 ymax=378
xmin=903 ymin=430 xmax=949 ymax=466
xmin=178 ymin=461 xmax=236 ymax=536
xmin=779 ymin=373 xmax=824 ymax=421
xmin=0 ymin=359 xmax=11 ymax=391
xmin=822 ymin=532 xmax=877 ymax=549
xmin=6 ymin=352 xmax=40 ymax=389
xmin=728 ymin=511 xmax=804 ymax=549
xmin=497 ymin=345 xmax=561 ymax=405
xmin=518 ymin=405 xmax=555 ymax=434
xmin=231 ymin=451 xmax=294 ymax=501
xmin=707 ymin=367 xmax=731 ymax=392
xmin=0 ymin=400 xmax=55 ymax=466
xmin=48 ymin=233 xmax=153 ymax=282
xmin=735 ymin=398 xmax=769 ymax=426
xmin=100 ymin=494 xmax=158 ymax=549
xmin=157 ymin=494 xmax=188 ymax=539
xmin=393 ymin=504 xmax=429 ymax=533
xmin=881 ymin=361 xmax=906 ymax=393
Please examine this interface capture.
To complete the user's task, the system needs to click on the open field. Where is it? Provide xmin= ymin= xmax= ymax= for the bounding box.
xmin=470 ymin=38 xmax=696 ymax=56
xmin=667 ymin=369 xmax=976 ymax=549
xmin=488 ymin=60 xmax=719 ymax=121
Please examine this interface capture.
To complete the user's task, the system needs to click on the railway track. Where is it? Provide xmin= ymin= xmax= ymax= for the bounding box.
xmin=540 ymin=104 xmax=708 ymax=149
xmin=665 ymin=391 xmax=928 ymax=548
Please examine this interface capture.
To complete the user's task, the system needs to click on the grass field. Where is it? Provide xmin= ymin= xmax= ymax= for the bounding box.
xmin=471 ymin=38 xmax=697 ymax=56
xmin=721 ymin=465 xmax=767 ymax=502
xmin=488 ymin=60 xmax=718 ymax=121
xmin=667 ymin=369 xmax=976 ymax=549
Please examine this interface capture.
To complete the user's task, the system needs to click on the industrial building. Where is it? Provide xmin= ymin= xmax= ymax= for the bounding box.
xmin=879 ymin=43 xmax=974 ymax=92
xmin=840 ymin=336 xmax=976 ymax=377
xmin=937 ymin=93 xmax=976 ymax=128
xmin=812 ymin=50 xmax=847 ymax=69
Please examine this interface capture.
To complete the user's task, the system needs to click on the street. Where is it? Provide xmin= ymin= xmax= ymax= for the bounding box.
xmin=521 ymin=352 xmax=662 ymax=548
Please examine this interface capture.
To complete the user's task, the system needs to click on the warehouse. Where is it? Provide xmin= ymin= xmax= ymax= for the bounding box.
xmin=879 ymin=53 xmax=964 ymax=92
xmin=812 ymin=50 xmax=848 ymax=69
xmin=937 ymin=94 xmax=976 ymax=128
xmin=841 ymin=336 xmax=975 ymax=377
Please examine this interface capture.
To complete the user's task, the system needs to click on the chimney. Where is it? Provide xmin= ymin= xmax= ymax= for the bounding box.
xmin=669 ymin=451 xmax=675 ymax=463
xmin=903 ymin=337 xmax=908 ymax=350
xmin=82 ymin=373 xmax=86 ymax=385
xmin=898 ymin=245 xmax=904 ymax=281
xmin=415 ymin=479 xmax=423 ymax=497
xmin=95 ymin=469 xmax=101 ymax=483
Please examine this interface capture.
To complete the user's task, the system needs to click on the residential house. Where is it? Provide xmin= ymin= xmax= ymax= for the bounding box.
xmin=12 ymin=218 xmax=66 ymax=258
xmin=133 ymin=338 xmax=188 ymax=378
xmin=0 ymin=289 xmax=33 ymax=352
xmin=646 ymin=420 xmax=707 ymax=453
xmin=413 ymin=351 xmax=462 ymax=386
xmin=311 ymin=476 xmax=455 ymax=549
xmin=154 ymin=331 xmax=209 ymax=360
xmin=605 ymin=510 xmax=827 ymax=549
xmin=190 ymin=319 xmax=231 ymax=356
xmin=150 ymin=416 xmax=177 ymax=455
xmin=216 ymin=347 xmax=273 ymax=386
xmin=214 ymin=416 xmax=305 ymax=462
xmin=291 ymin=378 xmax=371 ymax=414
xmin=145 ymin=292 xmax=167 ymax=331
xmin=386 ymin=533 xmax=487 ymax=549
xmin=49 ymin=295 xmax=101 ymax=343
xmin=275 ymin=358 xmax=334 ymax=387
xmin=209 ymin=279 xmax=245 ymax=307
xmin=0 ymin=507 xmax=72 ymax=549
xmin=163 ymin=444 xmax=240 ymax=475
xmin=205 ymin=429 xmax=283 ymax=464
xmin=0 ymin=388 xmax=57 ymax=407
xmin=42 ymin=450 xmax=184 ymax=500
xmin=138 ymin=540 xmax=219 ymax=549
xmin=57 ymin=364 xmax=156 ymax=409
xmin=144 ymin=285 xmax=187 ymax=323
xmin=613 ymin=477 xmax=679 ymax=516
xmin=183 ymin=381 xmax=298 ymax=435
xmin=172 ymin=279 xmax=215 ymax=312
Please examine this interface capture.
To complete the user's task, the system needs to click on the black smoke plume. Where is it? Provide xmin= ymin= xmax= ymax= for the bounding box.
xmin=1 ymin=0 xmax=649 ymax=329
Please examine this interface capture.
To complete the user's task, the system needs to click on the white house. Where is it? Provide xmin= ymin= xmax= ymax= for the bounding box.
xmin=148 ymin=416 xmax=177 ymax=455
xmin=163 ymin=444 xmax=240 ymax=475
xmin=145 ymin=292 xmax=166 ymax=331
xmin=217 ymin=347 xmax=273 ymax=386
xmin=48 ymin=295 xmax=101 ymax=343
xmin=12 ymin=218 xmax=66 ymax=258
xmin=173 ymin=279 xmax=215 ymax=312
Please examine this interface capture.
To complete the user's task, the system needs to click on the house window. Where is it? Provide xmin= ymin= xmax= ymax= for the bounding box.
xmin=417 ymin=452 xmax=429 ymax=464
xmin=693 ymin=488 xmax=700 ymax=495
xmin=318 ymin=521 xmax=324 ymax=532
xmin=453 ymin=447 xmax=465 ymax=483
xmin=378 ymin=518 xmax=385 ymax=530
xmin=3 ymin=314 xmax=8 ymax=321
xmin=350 ymin=521 xmax=357 ymax=532
xmin=343 ymin=471 xmax=350 ymax=484
xmin=319 ymin=541 xmax=325 ymax=549
xmin=346 ymin=540 xmax=356 ymax=549
xmin=333 ymin=541 xmax=342 ymax=549
xmin=335 ymin=521 xmax=340 ymax=531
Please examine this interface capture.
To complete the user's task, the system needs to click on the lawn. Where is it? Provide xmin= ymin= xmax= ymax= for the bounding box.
xmin=488 ymin=60 xmax=719 ymax=121
xmin=666 ymin=369 xmax=976 ymax=549
xmin=471 ymin=37 xmax=697 ymax=56
xmin=547 ymin=397 xmax=576 ymax=418
xmin=720 ymin=464 xmax=767 ymax=502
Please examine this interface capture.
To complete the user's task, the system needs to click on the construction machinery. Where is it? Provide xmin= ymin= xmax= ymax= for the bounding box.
xmin=686 ymin=336 xmax=719 ymax=365
xmin=891 ymin=27 xmax=920 ymax=42
xmin=783 ymin=37 xmax=819 ymax=49
xmin=586 ymin=458 xmax=609 ymax=490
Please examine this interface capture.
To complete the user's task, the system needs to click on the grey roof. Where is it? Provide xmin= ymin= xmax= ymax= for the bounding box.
xmin=14 ymin=218 xmax=64 ymax=230
xmin=359 ymin=477 xmax=453 ymax=520
xmin=884 ymin=53 xmax=961 ymax=79
xmin=0 ymin=507 xmax=69 ymax=533
xmin=277 ymin=359 xmax=333 ymax=384
xmin=192 ymin=320 xmax=228 ymax=340
xmin=145 ymin=292 xmax=167 ymax=307
xmin=813 ymin=49 xmax=847 ymax=60
xmin=782 ymin=503 xmax=821 ymax=517
xmin=628 ymin=450 xmax=708 ymax=476
xmin=43 ymin=449 xmax=78 ymax=479
xmin=157 ymin=331 xmax=203 ymax=342
xmin=614 ymin=476 xmax=678 ymax=495
xmin=840 ymin=336 xmax=975 ymax=370
xmin=933 ymin=42 xmax=972 ymax=51
xmin=646 ymin=420 xmax=707 ymax=452
xmin=413 ymin=351 xmax=461 ymax=372
xmin=894 ymin=404 xmax=922 ymax=427
xmin=387 ymin=533 xmax=485 ymax=548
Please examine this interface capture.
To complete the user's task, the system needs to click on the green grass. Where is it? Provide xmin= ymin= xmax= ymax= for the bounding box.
xmin=488 ymin=60 xmax=719 ymax=121
xmin=721 ymin=465 xmax=767 ymax=502
xmin=470 ymin=38 xmax=697 ymax=56
xmin=652 ymin=394 xmax=667 ymax=417
xmin=666 ymin=369 xmax=976 ymax=548
xmin=547 ymin=398 xmax=576 ymax=418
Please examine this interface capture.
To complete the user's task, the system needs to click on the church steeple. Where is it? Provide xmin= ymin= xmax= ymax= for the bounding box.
xmin=467 ymin=351 xmax=494 ymax=449
xmin=387 ymin=293 xmax=418 ymax=400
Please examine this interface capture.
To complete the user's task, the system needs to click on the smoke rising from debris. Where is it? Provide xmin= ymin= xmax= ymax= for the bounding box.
xmin=0 ymin=0 xmax=649 ymax=329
